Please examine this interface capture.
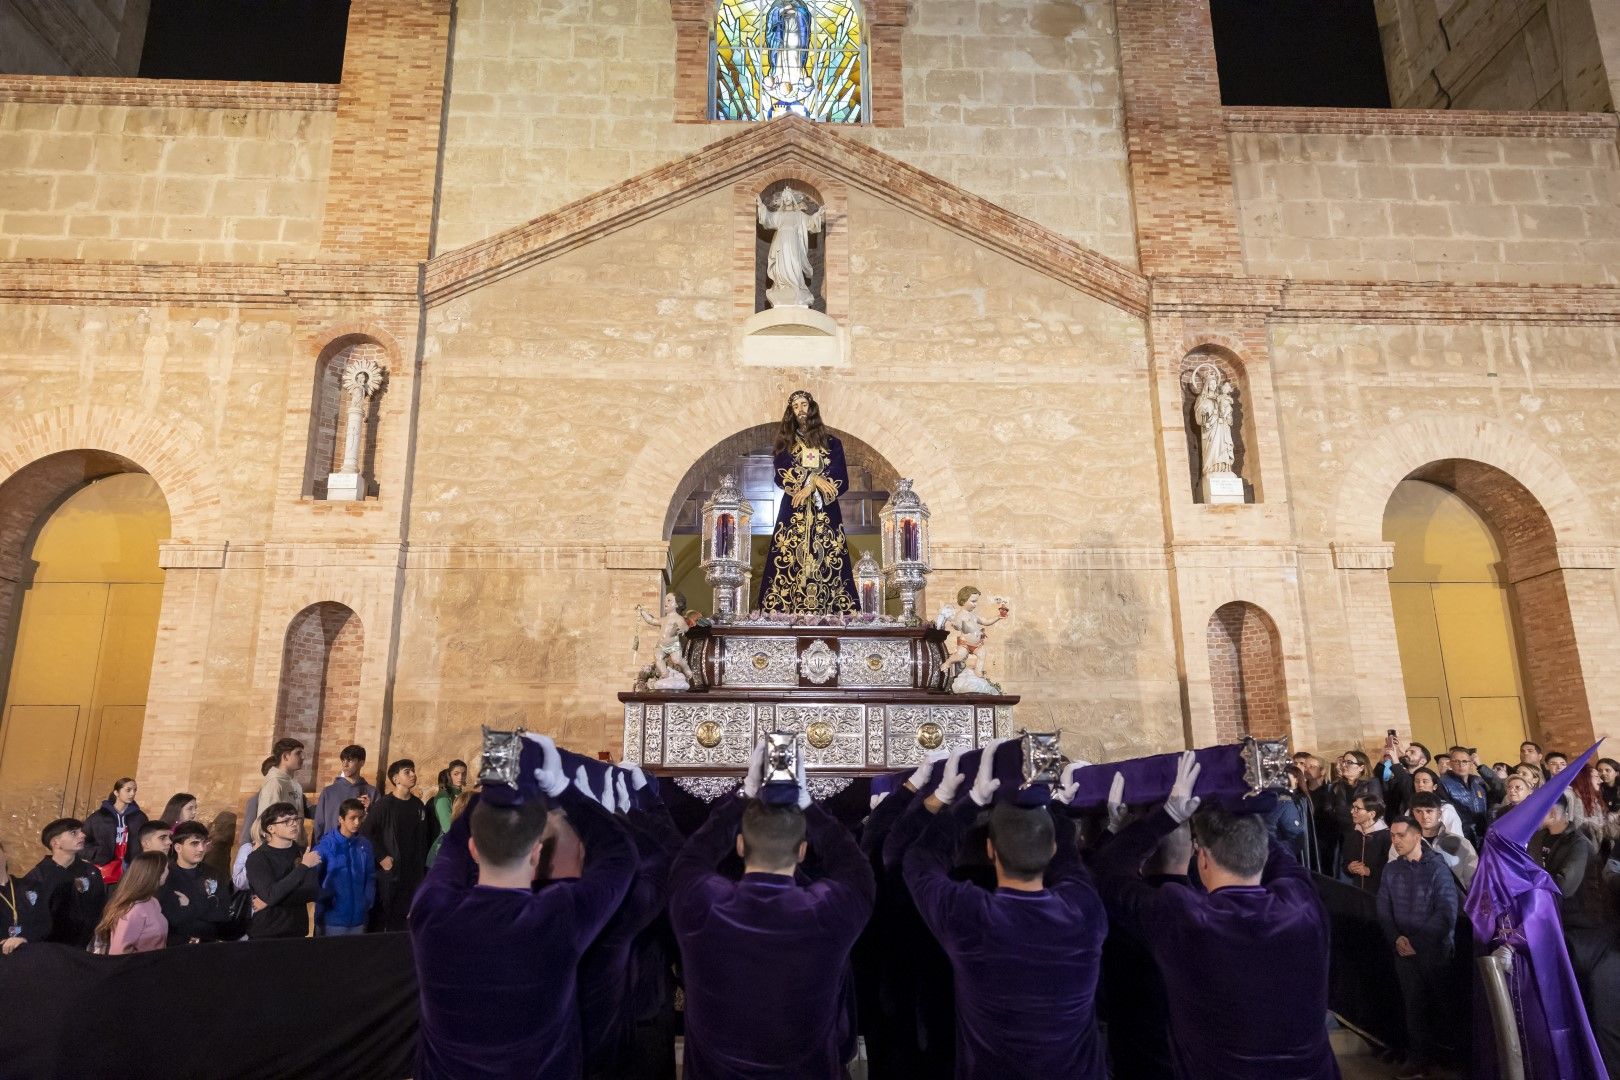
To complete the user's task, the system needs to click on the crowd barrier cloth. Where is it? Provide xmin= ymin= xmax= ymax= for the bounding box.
xmin=0 ymin=931 xmax=417 ymax=1080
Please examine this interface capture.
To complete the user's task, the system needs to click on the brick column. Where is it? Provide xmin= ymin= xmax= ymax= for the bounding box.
xmin=319 ymin=0 xmax=452 ymax=258
xmin=1331 ymin=543 xmax=1410 ymax=750
xmin=136 ymin=550 xmax=226 ymax=799
xmin=1114 ymin=0 xmax=1244 ymax=276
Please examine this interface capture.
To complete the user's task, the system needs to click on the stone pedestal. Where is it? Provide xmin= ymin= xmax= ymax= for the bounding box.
xmin=740 ymin=307 xmax=846 ymax=368
xmin=326 ymin=471 xmax=364 ymax=501
xmin=1202 ymin=472 xmax=1244 ymax=504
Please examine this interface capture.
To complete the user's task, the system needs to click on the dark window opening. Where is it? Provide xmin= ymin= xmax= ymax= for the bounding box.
xmin=140 ymin=0 xmax=350 ymax=83
xmin=1210 ymin=0 xmax=1390 ymax=108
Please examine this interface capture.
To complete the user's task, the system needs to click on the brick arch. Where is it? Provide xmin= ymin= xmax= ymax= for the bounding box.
xmin=615 ymin=382 xmax=974 ymax=542
xmin=0 ymin=405 xmax=218 ymax=540
xmin=1206 ymin=601 xmax=1289 ymax=742
xmin=1333 ymin=415 xmax=1600 ymax=547
xmin=273 ymin=602 xmax=364 ymax=790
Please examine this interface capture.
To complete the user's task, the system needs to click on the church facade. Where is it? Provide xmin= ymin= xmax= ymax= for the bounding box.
xmin=2 ymin=0 xmax=1619 ymax=843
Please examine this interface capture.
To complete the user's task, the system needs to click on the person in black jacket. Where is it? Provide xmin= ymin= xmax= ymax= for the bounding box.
xmin=1378 ymin=816 xmax=1458 ymax=1078
xmin=161 ymin=821 xmax=235 ymax=944
xmin=1340 ymin=795 xmax=1392 ymax=893
xmin=0 ymin=838 xmax=52 ymax=954
xmin=365 ymin=759 xmax=432 ymax=932
xmin=246 ymin=802 xmax=323 ymax=939
xmin=82 ymin=777 xmax=148 ymax=887
xmin=25 ymin=817 xmax=106 ymax=948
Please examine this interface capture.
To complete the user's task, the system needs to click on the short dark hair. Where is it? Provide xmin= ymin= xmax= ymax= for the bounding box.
xmin=469 ymin=798 xmax=549 ymax=867
xmin=338 ymin=798 xmax=366 ymax=818
xmin=1390 ymin=814 xmax=1422 ymax=833
xmin=1522 ymin=740 xmax=1543 ymax=753
xmin=258 ymin=801 xmax=299 ymax=834
xmin=1190 ymin=809 xmax=1267 ymax=878
xmin=272 ymin=738 xmax=304 ymax=761
xmin=739 ymin=800 xmax=806 ymax=868
xmin=1407 ymin=742 xmax=1431 ymax=764
xmin=986 ymin=802 xmax=1056 ymax=880
xmin=40 ymin=817 xmax=83 ymax=850
xmin=137 ymin=821 xmax=170 ymax=844
xmin=171 ymin=821 xmax=209 ymax=844
xmin=340 ymin=744 xmax=366 ymax=763
xmin=1545 ymin=750 xmax=1569 ymax=763
xmin=387 ymin=759 xmax=415 ymax=782
xmin=1408 ymin=792 xmax=1444 ymax=811
xmin=1411 ymin=767 xmax=1440 ymax=788
xmin=1353 ymin=794 xmax=1385 ymax=818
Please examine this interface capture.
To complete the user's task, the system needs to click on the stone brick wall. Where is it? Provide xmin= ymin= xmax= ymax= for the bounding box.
xmin=0 ymin=78 xmax=336 ymax=262
xmin=272 ymin=602 xmax=362 ymax=789
xmin=1375 ymin=0 xmax=1613 ymax=113
xmin=1228 ymin=110 xmax=1620 ymax=285
xmin=433 ymin=0 xmax=1137 ymax=264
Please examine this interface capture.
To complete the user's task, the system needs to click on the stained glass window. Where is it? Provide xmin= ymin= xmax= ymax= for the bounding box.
xmin=712 ymin=0 xmax=866 ymax=123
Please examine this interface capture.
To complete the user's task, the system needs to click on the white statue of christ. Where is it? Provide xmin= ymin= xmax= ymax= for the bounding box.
xmin=757 ymin=187 xmax=824 ymax=309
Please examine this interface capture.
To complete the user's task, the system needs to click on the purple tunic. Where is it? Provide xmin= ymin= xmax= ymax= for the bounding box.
xmin=901 ymin=797 xmax=1107 ymax=1080
xmin=670 ymin=797 xmax=875 ymax=1079
xmin=409 ymin=788 xmax=635 ymax=1080
xmin=1094 ymin=808 xmax=1339 ymax=1080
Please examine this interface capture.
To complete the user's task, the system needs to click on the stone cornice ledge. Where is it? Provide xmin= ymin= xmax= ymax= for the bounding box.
xmin=1224 ymin=106 xmax=1617 ymax=140
xmin=424 ymin=115 xmax=1149 ymax=317
xmin=0 ymin=74 xmax=338 ymax=111
xmin=0 ymin=260 xmax=420 ymax=306
xmin=0 ymin=75 xmax=339 ymax=111
xmin=1151 ymin=275 xmax=1620 ymax=324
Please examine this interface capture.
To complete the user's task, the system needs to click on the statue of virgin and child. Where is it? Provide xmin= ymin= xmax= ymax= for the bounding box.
xmin=756 ymin=390 xmax=860 ymax=614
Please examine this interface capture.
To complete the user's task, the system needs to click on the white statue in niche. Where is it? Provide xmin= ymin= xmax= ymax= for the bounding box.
xmin=326 ymin=350 xmax=386 ymax=501
xmin=1191 ymin=363 xmax=1236 ymax=477
xmin=757 ymin=186 xmax=825 ymax=309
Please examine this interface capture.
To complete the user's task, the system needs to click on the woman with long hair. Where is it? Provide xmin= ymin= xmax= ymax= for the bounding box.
xmin=94 ymin=851 xmax=169 ymax=954
xmin=160 ymin=793 xmax=199 ymax=826
xmin=426 ymin=760 xmax=468 ymax=866
xmin=83 ymin=777 xmax=148 ymax=886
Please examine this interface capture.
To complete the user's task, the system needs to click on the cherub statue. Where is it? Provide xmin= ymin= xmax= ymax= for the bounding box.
xmin=934 ymin=586 xmax=1011 ymax=694
xmin=636 ymin=592 xmax=696 ymax=691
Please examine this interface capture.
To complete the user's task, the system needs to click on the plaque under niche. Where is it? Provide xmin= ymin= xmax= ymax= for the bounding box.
xmin=740 ymin=307 xmax=847 ymax=367
xmin=1202 ymin=472 xmax=1244 ymax=504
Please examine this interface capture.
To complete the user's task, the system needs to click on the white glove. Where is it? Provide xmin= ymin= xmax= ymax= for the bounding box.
xmin=969 ymin=738 xmax=1006 ymax=807
xmin=618 ymin=762 xmax=649 ymax=791
xmin=1053 ymin=761 xmax=1087 ymax=806
xmin=531 ymin=735 xmax=569 ymax=797
xmin=907 ymin=750 xmax=948 ymax=792
xmin=742 ymin=739 xmax=767 ymax=799
xmin=1165 ymin=750 xmax=1202 ymax=824
xmin=1106 ymin=772 xmax=1129 ymax=833
xmin=600 ymin=771 xmax=618 ymax=814
xmin=870 ymin=792 xmax=888 ymax=811
xmin=796 ymin=746 xmax=812 ymax=810
xmin=573 ymin=764 xmax=596 ymax=802
xmin=933 ymin=750 xmax=967 ymax=804
xmin=615 ymin=772 xmax=632 ymax=811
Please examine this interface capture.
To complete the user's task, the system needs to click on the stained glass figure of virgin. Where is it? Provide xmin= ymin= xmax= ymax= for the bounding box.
xmin=712 ymin=0 xmax=866 ymax=123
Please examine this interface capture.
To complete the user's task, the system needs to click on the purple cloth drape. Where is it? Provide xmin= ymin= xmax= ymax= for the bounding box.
xmin=1464 ymin=741 xmax=1608 ymax=1080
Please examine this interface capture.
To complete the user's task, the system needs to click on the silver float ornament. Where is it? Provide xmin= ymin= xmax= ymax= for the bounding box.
xmin=764 ymin=731 xmax=800 ymax=784
xmin=1241 ymin=735 xmax=1292 ymax=797
xmin=479 ymin=726 xmax=526 ymax=789
xmin=1018 ymin=728 xmax=1063 ymax=789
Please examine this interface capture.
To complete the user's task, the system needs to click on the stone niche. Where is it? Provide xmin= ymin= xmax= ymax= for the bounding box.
xmin=740 ymin=306 xmax=847 ymax=367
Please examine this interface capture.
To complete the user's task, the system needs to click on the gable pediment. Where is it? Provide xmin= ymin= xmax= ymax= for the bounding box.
xmin=423 ymin=115 xmax=1147 ymax=317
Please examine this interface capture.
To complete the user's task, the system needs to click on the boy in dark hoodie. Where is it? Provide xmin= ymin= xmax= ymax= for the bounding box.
xmin=25 ymin=818 xmax=106 ymax=948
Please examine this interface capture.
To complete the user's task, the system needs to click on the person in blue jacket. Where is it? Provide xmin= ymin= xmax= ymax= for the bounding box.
xmin=313 ymin=798 xmax=376 ymax=936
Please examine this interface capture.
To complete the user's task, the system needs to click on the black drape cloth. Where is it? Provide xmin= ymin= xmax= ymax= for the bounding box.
xmin=0 ymin=933 xmax=417 ymax=1080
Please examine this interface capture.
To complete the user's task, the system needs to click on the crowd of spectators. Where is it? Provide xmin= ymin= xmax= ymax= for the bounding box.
xmin=2 ymin=736 xmax=469 ymax=956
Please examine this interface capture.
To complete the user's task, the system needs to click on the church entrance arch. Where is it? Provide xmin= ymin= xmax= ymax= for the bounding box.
xmin=0 ymin=451 xmax=170 ymax=851
xmin=1381 ymin=459 xmax=1581 ymax=763
xmin=663 ymin=424 xmax=899 ymax=618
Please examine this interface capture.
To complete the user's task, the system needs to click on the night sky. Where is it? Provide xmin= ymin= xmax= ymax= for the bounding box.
xmin=137 ymin=0 xmax=1392 ymax=109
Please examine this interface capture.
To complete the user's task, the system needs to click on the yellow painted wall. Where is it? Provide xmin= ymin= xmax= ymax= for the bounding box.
xmin=0 ymin=472 xmax=169 ymax=822
xmin=1384 ymin=478 xmax=1530 ymax=764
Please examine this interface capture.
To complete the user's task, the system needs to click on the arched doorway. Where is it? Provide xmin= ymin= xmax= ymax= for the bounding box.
xmin=663 ymin=424 xmax=898 ymax=618
xmin=274 ymin=603 xmax=364 ymax=790
xmin=0 ymin=457 xmax=170 ymax=833
xmin=1381 ymin=459 xmax=1590 ymax=763
xmin=1205 ymin=601 xmax=1289 ymax=741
